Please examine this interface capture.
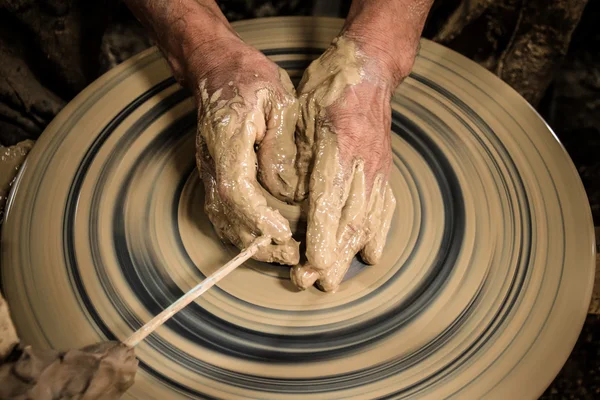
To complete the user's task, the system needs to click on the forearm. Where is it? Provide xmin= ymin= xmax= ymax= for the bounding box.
xmin=123 ymin=0 xmax=241 ymax=85
xmin=342 ymin=0 xmax=434 ymax=85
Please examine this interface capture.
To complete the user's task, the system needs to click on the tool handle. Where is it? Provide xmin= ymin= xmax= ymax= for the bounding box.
xmin=124 ymin=236 xmax=270 ymax=347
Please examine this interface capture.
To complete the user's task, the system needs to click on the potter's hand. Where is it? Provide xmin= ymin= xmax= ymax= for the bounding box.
xmin=123 ymin=0 xmax=300 ymax=264
xmin=289 ymin=0 xmax=434 ymax=292
xmin=193 ymin=40 xmax=300 ymax=264
xmin=0 ymin=342 xmax=138 ymax=399
xmin=291 ymin=35 xmax=405 ymax=292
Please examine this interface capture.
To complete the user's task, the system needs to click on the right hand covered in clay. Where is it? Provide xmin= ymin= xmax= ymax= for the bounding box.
xmin=288 ymin=0 xmax=433 ymax=292
xmin=190 ymin=38 xmax=301 ymax=265
xmin=290 ymin=35 xmax=401 ymax=292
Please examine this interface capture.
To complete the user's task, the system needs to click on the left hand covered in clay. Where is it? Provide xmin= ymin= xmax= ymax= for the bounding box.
xmin=290 ymin=34 xmax=414 ymax=292
xmin=191 ymin=40 xmax=301 ymax=265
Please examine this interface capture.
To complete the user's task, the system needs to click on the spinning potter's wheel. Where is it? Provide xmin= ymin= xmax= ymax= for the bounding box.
xmin=1 ymin=17 xmax=595 ymax=399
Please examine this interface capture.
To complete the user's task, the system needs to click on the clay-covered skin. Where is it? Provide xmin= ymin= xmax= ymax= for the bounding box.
xmin=291 ymin=36 xmax=398 ymax=292
xmin=124 ymin=0 xmax=301 ymax=265
xmin=193 ymin=48 xmax=301 ymax=265
xmin=0 ymin=341 xmax=138 ymax=399
xmin=125 ymin=0 xmax=433 ymax=283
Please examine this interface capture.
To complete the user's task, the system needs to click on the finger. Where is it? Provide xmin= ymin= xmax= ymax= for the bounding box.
xmin=256 ymin=86 xmax=299 ymax=203
xmin=203 ymin=108 xmax=293 ymax=243
xmin=203 ymin=163 xmax=300 ymax=265
xmin=238 ymin=228 xmax=300 ymax=265
xmin=290 ymin=263 xmax=319 ymax=290
xmin=305 ymin=127 xmax=350 ymax=271
xmin=336 ymin=160 xmax=367 ymax=245
xmin=306 ymin=160 xmax=368 ymax=293
xmin=196 ymin=139 xmax=243 ymax=247
xmin=293 ymin=91 xmax=317 ymax=202
xmin=199 ymin=130 xmax=299 ymax=264
xmin=355 ymin=175 xmax=385 ymax=263
xmin=318 ymin=170 xmax=383 ymax=292
xmin=360 ymin=182 xmax=396 ymax=264
xmin=256 ymin=238 xmax=300 ymax=265
xmin=203 ymin=170 xmax=243 ymax=248
xmin=294 ymin=61 xmax=327 ymax=203
xmin=317 ymin=228 xmax=368 ymax=292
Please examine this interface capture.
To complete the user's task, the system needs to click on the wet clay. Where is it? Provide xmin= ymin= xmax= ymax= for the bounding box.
xmin=293 ymin=36 xmax=363 ymax=203
xmin=291 ymin=36 xmax=397 ymax=292
xmin=0 ymin=342 xmax=137 ymax=400
xmin=255 ymin=68 xmax=302 ymax=203
xmin=195 ymin=67 xmax=300 ymax=265
xmin=291 ymin=161 xmax=396 ymax=292
xmin=191 ymin=37 xmax=396 ymax=290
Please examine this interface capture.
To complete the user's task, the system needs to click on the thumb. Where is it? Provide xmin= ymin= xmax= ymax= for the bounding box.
xmin=257 ymin=89 xmax=300 ymax=203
